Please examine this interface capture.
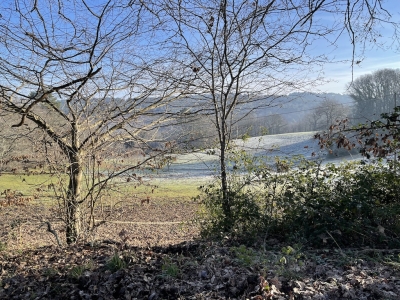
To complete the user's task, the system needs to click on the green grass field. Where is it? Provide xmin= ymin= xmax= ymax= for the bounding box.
xmin=0 ymin=173 xmax=205 ymax=206
xmin=123 ymin=177 xmax=206 ymax=200
xmin=0 ymin=173 xmax=57 ymax=195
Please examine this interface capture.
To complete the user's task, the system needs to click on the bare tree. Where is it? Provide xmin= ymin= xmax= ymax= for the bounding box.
xmin=311 ymin=99 xmax=350 ymax=131
xmin=176 ymin=113 xmax=218 ymax=149
xmin=155 ymin=0 xmax=399 ymax=228
xmin=348 ymin=69 xmax=400 ymax=121
xmin=233 ymin=113 xmax=287 ymax=137
xmin=260 ymin=114 xmax=287 ymax=135
xmin=0 ymin=0 xmax=186 ymax=244
xmin=0 ymin=113 xmax=18 ymax=174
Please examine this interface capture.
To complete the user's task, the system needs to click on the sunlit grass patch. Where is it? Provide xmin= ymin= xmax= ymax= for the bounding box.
xmin=95 ymin=177 xmax=206 ymax=206
xmin=0 ymin=174 xmax=58 ymax=197
xmin=129 ymin=178 xmax=205 ymax=201
xmin=0 ymin=173 xmax=205 ymax=208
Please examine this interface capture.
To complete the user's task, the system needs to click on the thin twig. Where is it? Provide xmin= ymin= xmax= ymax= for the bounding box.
xmin=326 ymin=230 xmax=346 ymax=258
xmin=40 ymin=221 xmax=62 ymax=247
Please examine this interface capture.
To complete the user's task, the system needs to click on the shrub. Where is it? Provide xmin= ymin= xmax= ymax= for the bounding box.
xmin=198 ymin=150 xmax=400 ymax=248
xmin=277 ymin=160 xmax=400 ymax=247
xmin=197 ymin=149 xmax=265 ymax=242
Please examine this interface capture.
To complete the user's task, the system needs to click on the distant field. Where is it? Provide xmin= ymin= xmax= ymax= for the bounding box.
xmin=0 ymin=131 xmax=360 ymax=206
xmin=163 ymin=131 xmax=361 ymax=177
xmin=0 ymin=172 xmax=206 ymax=207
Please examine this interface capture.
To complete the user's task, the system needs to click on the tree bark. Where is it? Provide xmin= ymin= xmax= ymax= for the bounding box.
xmin=65 ymin=153 xmax=83 ymax=244
xmin=219 ymin=123 xmax=232 ymax=230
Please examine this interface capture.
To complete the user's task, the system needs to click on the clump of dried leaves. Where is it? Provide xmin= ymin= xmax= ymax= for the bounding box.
xmin=1 ymin=239 xmax=399 ymax=299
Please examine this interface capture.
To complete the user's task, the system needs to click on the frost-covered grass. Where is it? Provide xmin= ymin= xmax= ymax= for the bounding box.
xmin=176 ymin=132 xmax=321 ymax=163
xmin=165 ymin=132 xmax=361 ymax=178
xmin=234 ymin=131 xmax=319 ymax=155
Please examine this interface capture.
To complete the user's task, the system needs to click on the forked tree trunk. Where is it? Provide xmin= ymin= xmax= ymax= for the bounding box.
xmin=65 ymin=153 xmax=83 ymax=244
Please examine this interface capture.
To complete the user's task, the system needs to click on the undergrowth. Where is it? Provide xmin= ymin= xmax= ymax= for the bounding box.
xmin=106 ymin=253 xmax=127 ymax=272
xmin=197 ymin=150 xmax=400 ymax=248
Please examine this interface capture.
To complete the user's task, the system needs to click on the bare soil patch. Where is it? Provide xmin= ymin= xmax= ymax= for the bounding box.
xmin=0 ymin=200 xmax=200 ymax=250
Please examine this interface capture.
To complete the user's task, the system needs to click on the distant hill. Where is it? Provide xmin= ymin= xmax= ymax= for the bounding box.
xmin=251 ymin=92 xmax=354 ymax=123
xmin=57 ymin=92 xmax=353 ymax=120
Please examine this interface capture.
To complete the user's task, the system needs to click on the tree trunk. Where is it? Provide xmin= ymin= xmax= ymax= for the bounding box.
xmin=65 ymin=153 xmax=83 ymax=244
xmin=220 ymin=132 xmax=232 ymax=230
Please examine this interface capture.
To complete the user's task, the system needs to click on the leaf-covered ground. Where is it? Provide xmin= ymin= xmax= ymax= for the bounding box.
xmin=1 ymin=241 xmax=400 ymax=299
xmin=1 ymin=204 xmax=400 ymax=299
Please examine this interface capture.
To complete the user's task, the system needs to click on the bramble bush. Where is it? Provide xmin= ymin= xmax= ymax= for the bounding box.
xmin=198 ymin=151 xmax=400 ymax=248
xmin=276 ymin=159 xmax=400 ymax=247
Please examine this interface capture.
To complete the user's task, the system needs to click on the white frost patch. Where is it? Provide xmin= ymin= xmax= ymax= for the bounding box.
xmin=233 ymin=131 xmax=321 ymax=159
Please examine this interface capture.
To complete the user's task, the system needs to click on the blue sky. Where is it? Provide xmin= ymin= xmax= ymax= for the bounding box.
xmin=1 ymin=0 xmax=398 ymax=96
xmin=319 ymin=49 xmax=400 ymax=94
xmin=316 ymin=0 xmax=400 ymax=94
